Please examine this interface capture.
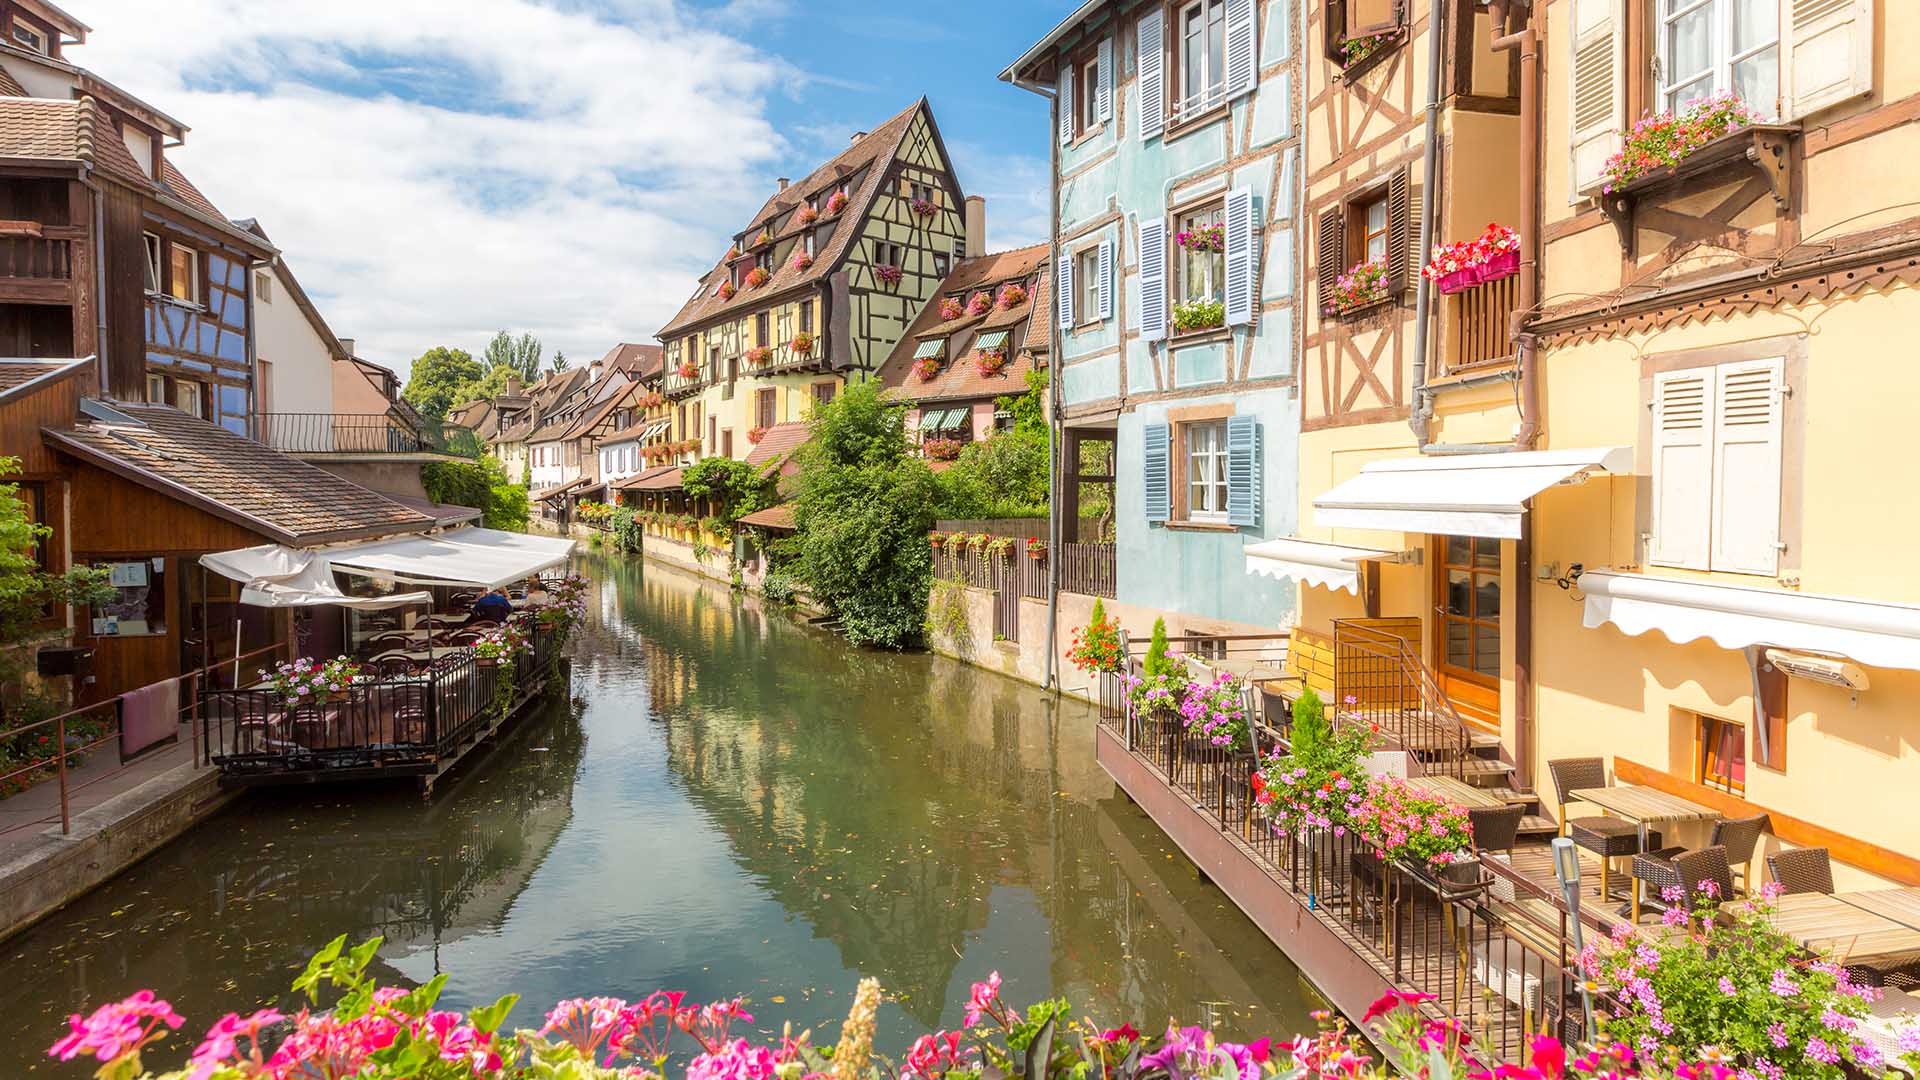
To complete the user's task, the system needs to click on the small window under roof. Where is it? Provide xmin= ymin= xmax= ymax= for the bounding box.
xmin=912 ymin=338 xmax=946 ymax=360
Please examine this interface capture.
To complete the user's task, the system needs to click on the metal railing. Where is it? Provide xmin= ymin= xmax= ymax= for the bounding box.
xmin=1333 ymin=620 xmax=1474 ymax=779
xmin=1450 ymin=273 xmax=1519 ymax=372
xmin=256 ymin=413 xmax=430 ymax=454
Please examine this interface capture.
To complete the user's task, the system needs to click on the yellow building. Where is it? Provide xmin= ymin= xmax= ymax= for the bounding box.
xmin=653 ymin=99 xmax=982 ymax=462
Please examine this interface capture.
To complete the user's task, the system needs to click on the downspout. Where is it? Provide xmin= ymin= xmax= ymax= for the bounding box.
xmin=1408 ymin=0 xmax=1448 ymax=446
xmin=1008 ymin=68 xmax=1062 ymax=692
xmin=79 ymin=169 xmax=108 ymax=394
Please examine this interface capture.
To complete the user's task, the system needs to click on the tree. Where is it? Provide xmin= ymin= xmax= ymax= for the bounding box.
xmin=421 ymin=456 xmax=530 ymax=531
xmin=550 ymin=351 xmax=569 ymax=373
xmin=792 ymin=380 xmax=939 ymax=649
xmin=402 ymin=347 xmax=484 ymax=423
xmin=483 ymin=331 xmax=544 ymax=383
xmin=935 ymin=431 xmax=1048 ymax=519
xmin=0 ymin=458 xmax=113 ymax=707
xmin=997 ymin=368 xmax=1048 ymax=440
xmin=681 ymin=457 xmax=775 ymax=527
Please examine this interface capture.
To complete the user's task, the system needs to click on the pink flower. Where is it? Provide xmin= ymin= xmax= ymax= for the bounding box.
xmin=186 ymin=1008 xmax=282 ymax=1078
xmin=1769 ymin=969 xmax=1801 ymax=998
xmin=48 ymin=990 xmax=185 ymax=1064
xmin=1717 ymin=976 xmax=1736 ymax=996
xmin=1362 ymin=989 xmax=1436 ymax=1023
xmin=1767 ymin=1022 xmax=1789 ymax=1049
xmin=964 ymin=971 xmax=1002 ymax=1027
xmin=1805 ymin=1036 xmax=1841 ymax=1065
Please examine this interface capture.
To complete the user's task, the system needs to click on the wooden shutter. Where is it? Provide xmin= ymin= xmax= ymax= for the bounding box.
xmin=1315 ymin=206 xmax=1345 ymax=312
xmin=1139 ymin=218 xmax=1168 ymax=341
xmin=1323 ymin=0 xmax=1350 ymax=62
xmin=1224 ymin=186 xmax=1257 ymax=325
xmin=1226 ymin=415 xmax=1262 ymax=528
xmin=1144 ymin=423 xmax=1171 ymax=524
xmin=1386 ymin=167 xmax=1412 ymax=296
xmin=1097 ymin=36 xmax=1115 ymax=123
xmin=1058 ymin=254 xmax=1074 ymax=330
xmin=1058 ymin=64 xmax=1075 ymax=146
xmin=1097 ymin=239 xmax=1114 ymax=321
xmin=1710 ymin=358 xmax=1786 ymax=575
xmin=1138 ymin=9 xmax=1166 ymax=142
xmin=1786 ymin=0 xmax=1872 ymax=120
xmin=1650 ymin=368 xmax=1716 ymax=570
xmin=1568 ymin=0 xmax=1625 ymax=196
xmin=1225 ymin=0 xmax=1259 ymax=98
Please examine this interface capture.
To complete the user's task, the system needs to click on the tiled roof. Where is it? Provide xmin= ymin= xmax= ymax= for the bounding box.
xmin=0 ymin=63 xmax=26 ymax=97
xmin=1022 ymin=269 xmax=1052 ymax=353
xmin=161 ymin=158 xmax=222 ymax=219
xmin=0 ymin=357 xmax=88 ymax=400
xmin=596 ymin=343 xmax=662 ymax=381
xmin=617 ymin=466 xmax=683 ymax=492
xmin=743 ymin=420 xmax=810 ymax=470
xmin=735 ymin=503 xmax=795 ymax=531
xmin=879 ymin=243 xmax=1046 ymax=405
xmin=532 ymin=477 xmax=591 ymax=501
xmin=0 ymin=96 xmax=89 ymax=159
xmin=45 ymin=402 xmax=434 ymax=546
xmin=656 ymin=100 xmax=927 ymax=339
xmin=384 ymin=494 xmax=483 ymax=528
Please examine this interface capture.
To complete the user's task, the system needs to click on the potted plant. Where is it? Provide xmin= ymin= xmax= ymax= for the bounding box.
xmin=1603 ymin=93 xmax=1765 ymax=194
xmin=747 ymin=426 xmax=767 ymax=445
xmin=875 ymin=264 xmax=903 ymax=287
xmin=909 ymin=196 xmax=936 ymax=217
xmin=824 ymin=190 xmax=849 ymax=215
xmin=927 ymin=531 xmax=946 ymax=550
xmin=744 ymin=346 xmax=772 ymax=368
xmin=717 ymin=281 xmax=736 ymax=301
xmin=472 ymin=624 xmax=529 ymax=668
xmin=1175 ymin=222 xmax=1225 ymax=252
xmin=938 ymin=296 xmax=966 ymax=321
xmin=744 ymin=266 xmax=771 ymax=289
xmin=1180 ymin=670 xmax=1253 ymax=756
xmin=1172 ymin=298 xmax=1226 ymax=333
xmin=995 ymin=282 xmax=1028 ymax=308
xmin=789 ymin=331 xmax=815 ymax=355
xmin=789 ymin=251 xmax=814 ymax=273
xmin=1066 ymin=598 xmax=1122 ymax=675
xmin=966 ymin=290 xmax=993 ymax=316
xmin=1423 ymin=222 xmax=1520 ymax=294
xmin=794 ymin=205 xmax=819 ymax=227
xmin=1338 ymin=29 xmax=1400 ymax=70
xmin=1254 ymin=687 xmax=1374 ymax=839
xmin=973 ymin=347 xmax=1008 ymax=377
xmin=676 ymin=360 xmax=699 ymax=379
xmin=1025 ymin=536 xmax=1046 ymax=559
xmin=1350 ymin=776 xmax=1476 ymax=882
xmin=268 ymin=656 xmax=363 ymax=707
xmin=922 ymin=436 xmax=962 ymax=461
xmin=912 ymin=356 xmax=942 ymax=381
xmin=1325 ymin=258 xmax=1388 ymax=315
xmin=1126 ymin=619 xmax=1190 ymax=730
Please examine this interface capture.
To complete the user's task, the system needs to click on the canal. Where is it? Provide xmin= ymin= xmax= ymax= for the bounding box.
xmin=0 ymin=553 xmax=1321 ymax=1071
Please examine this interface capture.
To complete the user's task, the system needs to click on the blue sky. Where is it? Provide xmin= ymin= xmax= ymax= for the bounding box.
xmin=77 ymin=0 xmax=1073 ymax=376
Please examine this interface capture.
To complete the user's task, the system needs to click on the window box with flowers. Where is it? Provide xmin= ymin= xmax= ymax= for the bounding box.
xmin=875 ymin=264 xmax=903 ymax=287
xmin=717 ymin=281 xmax=736 ymax=301
xmin=676 ymin=361 xmax=699 ymax=380
xmin=789 ymin=251 xmax=813 ymax=273
xmin=788 ymin=331 xmax=814 ymax=356
xmin=268 ymin=657 xmax=364 ymax=708
xmin=793 ymin=205 xmax=818 ymax=227
xmin=824 ymin=190 xmax=849 ymax=216
xmin=752 ymin=229 xmax=773 ymax=248
xmin=995 ymin=282 xmax=1028 ymax=309
xmin=1350 ymin=776 xmax=1476 ymax=882
xmin=744 ymin=266 xmax=770 ymax=289
xmin=1335 ymin=28 xmax=1404 ymax=79
xmin=973 ymin=347 xmax=1008 ymax=377
xmin=743 ymin=346 xmax=772 ymax=369
xmin=909 ymin=197 xmax=937 ymax=218
xmin=1324 ymin=258 xmax=1389 ymax=316
xmin=1596 ymin=96 xmax=1796 ymax=253
xmin=937 ymin=296 xmax=965 ymax=321
xmin=1423 ymin=223 xmax=1520 ymax=294
xmin=747 ymin=426 xmax=768 ymax=445
xmin=965 ymin=290 xmax=993 ymax=317
xmin=1172 ymin=299 xmax=1226 ymax=334
xmin=923 ymin=436 xmax=963 ymax=461
xmin=912 ymin=356 xmax=943 ymax=381
xmin=1025 ymin=536 xmax=1046 ymax=559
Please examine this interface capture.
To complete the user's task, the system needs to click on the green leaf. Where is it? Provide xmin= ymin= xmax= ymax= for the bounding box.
xmin=293 ymin=933 xmax=350 ymax=998
xmin=1023 ymin=1015 xmax=1056 ymax=1080
xmin=1428 ymin=1048 xmax=1454 ymax=1080
xmin=471 ymin=993 xmax=520 ymax=1035
xmin=389 ymin=973 xmax=449 ymax=1018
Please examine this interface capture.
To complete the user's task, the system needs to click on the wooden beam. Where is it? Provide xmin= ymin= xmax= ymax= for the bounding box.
xmin=1613 ymin=758 xmax=1920 ymax=887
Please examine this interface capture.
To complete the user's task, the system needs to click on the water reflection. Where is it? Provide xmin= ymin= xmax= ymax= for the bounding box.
xmin=0 ymin=554 xmax=1320 ymax=1073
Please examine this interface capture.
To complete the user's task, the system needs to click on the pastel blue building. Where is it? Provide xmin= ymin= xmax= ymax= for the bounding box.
xmin=1003 ymin=0 xmax=1302 ymax=634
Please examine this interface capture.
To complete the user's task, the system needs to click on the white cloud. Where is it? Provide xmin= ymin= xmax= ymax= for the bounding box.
xmin=71 ymin=0 xmax=795 ymax=377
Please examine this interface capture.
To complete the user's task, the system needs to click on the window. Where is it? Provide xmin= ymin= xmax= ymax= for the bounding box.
xmin=721 ymin=428 xmax=733 ymax=458
xmin=812 ymin=382 xmax=836 ymax=408
xmin=1177 ymin=0 xmax=1228 ymax=115
xmin=1438 ymin=536 xmax=1501 ymax=680
xmin=799 ymin=300 xmax=814 ymax=333
xmin=1657 ymin=0 xmax=1778 ymax=118
xmin=1075 ymin=248 xmax=1100 ymax=325
xmin=1696 ymin=714 xmax=1747 ymax=796
xmin=89 ymin=559 xmax=166 ymax=637
xmin=142 ymin=233 xmax=162 ymax=294
xmin=1077 ymin=54 xmax=1102 ymax=134
xmin=874 ymin=240 xmax=903 ymax=268
xmin=933 ymin=252 xmax=951 ymax=277
xmin=255 ymin=270 xmax=273 ymax=304
xmin=1183 ymin=420 xmax=1229 ymax=522
xmin=1649 ymin=357 xmax=1786 ymax=574
xmin=755 ymin=387 xmax=776 ymax=430
xmin=909 ymin=180 xmax=939 ymax=206
xmin=1177 ymin=202 xmax=1225 ymax=304
xmin=1352 ymin=192 xmax=1389 ymax=265
xmin=1185 ymin=631 xmax=1227 ymax=660
xmin=756 ymin=312 xmax=770 ymax=347
xmin=1316 ymin=169 xmax=1411 ymax=312
xmin=146 ymin=373 xmax=166 ymax=403
xmin=168 ymin=244 xmax=199 ymax=305
xmin=11 ymin=20 xmax=46 ymax=53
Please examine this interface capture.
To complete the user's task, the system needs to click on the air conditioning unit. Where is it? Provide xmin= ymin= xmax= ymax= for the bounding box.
xmin=1764 ymin=649 xmax=1870 ymax=692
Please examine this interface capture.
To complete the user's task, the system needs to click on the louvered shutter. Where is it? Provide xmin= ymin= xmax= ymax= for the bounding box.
xmin=1097 ymin=36 xmax=1114 ymax=123
xmin=1710 ymin=358 xmax=1786 ymax=575
xmin=1315 ymin=207 xmax=1345 ymax=313
xmin=1226 ymin=415 xmax=1262 ymax=528
xmin=1386 ymin=167 xmax=1412 ymax=296
xmin=1323 ymin=0 xmax=1350 ymax=62
xmin=1786 ymin=0 xmax=1872 ymax=120
xmin=1058 ymin=254 xmax=1074 ymax=330
xmin=1144 ymin=423 xmax=1171 ymax=524
xmin=1138 ymin=10 xmax=1166 ymax=142
xmin=1224 ymin=186 xmax=1257 ymax=326
xmin=1058 ymin=65 xmax=1075 ymax=146
xmin=1568 ymin=0 xmax=1625 ymax=196
xmin=1097 ymin=240 xmax=1114 ymax=321
xmin=1139 ymin=218 xmax=1168 ymax=341
xmin=1649 ymin=369 xmax=1716 ymax=570
xmin=1225 ymin=0 xmax=1258 ymax=99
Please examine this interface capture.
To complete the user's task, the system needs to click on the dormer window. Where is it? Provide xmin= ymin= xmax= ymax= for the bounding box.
xmin=11 ymin=21 xmax=47 ymax=54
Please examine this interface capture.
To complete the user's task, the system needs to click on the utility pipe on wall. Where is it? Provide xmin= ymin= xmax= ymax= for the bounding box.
xmin=1408 ymin=0 xmax=1448 ymax=446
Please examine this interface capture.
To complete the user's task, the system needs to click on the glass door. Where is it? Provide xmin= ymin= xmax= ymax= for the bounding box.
xmin=1434 ymin=536 xmax=1502 ymax=730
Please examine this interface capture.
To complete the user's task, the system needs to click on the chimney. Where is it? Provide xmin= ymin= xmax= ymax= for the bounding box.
xmin=777 ymin=177 xmax=790 ymax=192
xmin=338 ymin=337 xmax=356 ymax=356
xmin=849 ymin=130 xmax=867 ymax=145
xmin=965 ymin=196 xmax=987 ymax=258
xmin=589 ymin=358 xmax=604 ymax=383
xmin=505 ymin=372 xmax=522 ymax=397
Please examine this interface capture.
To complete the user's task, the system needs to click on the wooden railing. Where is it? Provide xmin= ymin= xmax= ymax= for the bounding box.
xmin=0 ymin=233 xmax=72 ymax=280
xmin=1057 ymin=541 xmax=1116 ymax=599
xmin=1450 ymin=273 xmax=1518 ymax=372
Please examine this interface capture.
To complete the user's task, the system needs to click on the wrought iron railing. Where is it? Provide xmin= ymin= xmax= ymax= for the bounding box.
xmin=1332 ymin=620 xmax=1474 ymax=779
xmin=256 ymin=413 xmax=429 ymax=454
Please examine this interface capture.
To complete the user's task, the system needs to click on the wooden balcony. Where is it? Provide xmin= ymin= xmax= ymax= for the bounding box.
xmin=1446 ymin=272 xmax=1518 ymax=374
xmin=0 ymin=224 xmax=79 ymax=305
xmin=663 ymin=363 xmax=709 ymax=400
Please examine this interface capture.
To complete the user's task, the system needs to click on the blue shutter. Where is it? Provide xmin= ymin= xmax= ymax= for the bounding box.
xmin=1139 ymin=218 xmax=1167 ymax=341
xmin=1097 ymin=36 xmax=1114 ymax=123
xmin=1144 ymin=423 xmax=1171 ymax=524
xmin=1138 ymin=9 xmax=1165 ymax=142
xmin=1058 ymin=65 xmax=1074 ymax=146
xmin=1057 ymin=254 xmax=1074 ymax=330
xmin=1225 ymin=0 xmax=1258 ymax=99
xmin=1224 ymin=186 xmax=1256 ymax=326
xmin=1097 ymin=240 xmax=1114 ymax=321
xmin=1226 ymin=415 xmax=1261 ymax=528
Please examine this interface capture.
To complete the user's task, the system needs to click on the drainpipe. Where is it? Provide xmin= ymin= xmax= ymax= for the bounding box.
xmin=1008 ymin=66 xmax=1062 ymax=691
xmin=79 ymin=169 xmax=109 ymax=394
xmin=1408 ymin=0 xmax=1448 ymax=446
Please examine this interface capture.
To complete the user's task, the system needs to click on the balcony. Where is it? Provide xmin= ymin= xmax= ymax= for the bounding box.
xmin=663 ymin=362 xmax=709 ymax=400
xmin=0 ymin=224 xmax=78 ymax=304
xmin=257 ymin=412 xmax=432 ymax=455
xmin=1445 ymin=272 xmax=1519 ymax=375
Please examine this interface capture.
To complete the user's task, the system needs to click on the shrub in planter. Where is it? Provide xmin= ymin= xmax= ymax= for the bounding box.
xmin=1126 ymin=618 xmax=1189 ymax=723
xmin=1326 ymin=258 xmax=1388 ymax=314
xmin=1172 ymin=299 xmax=1225 ymax=333
xmin=1604 ymin=93 xmax=1765 ymax=193
xmin=1253 ymin=687 xmax=1373 ymax=838
xmin=744 ymin=266 xmax=771 ymax=289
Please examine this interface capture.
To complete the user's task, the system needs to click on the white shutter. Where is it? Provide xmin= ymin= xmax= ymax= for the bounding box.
xmin=1138 ymin=9 xmax=1165 ymax=142
xmin=1144 ymin=423 xmax=1171 ymax=524
xmin=1138 ymin=218 xmax=1167 ymax=342
xmin=1710 ymin=358 xmax=1786 ymax=576
xmin=1567 ymin=0 xmax=1625 ymax=197
xmin=1224 ymin=186 xmax=1256 ymax=326
xmin=1225 ymin=0 xmax=1258 ymax=99
xmin=1097 ymin=36 xmax=1114 ymax=123
xmin=1097 ymin=240 xmax=1114 ymax=321
xmin=1058 ymin=254 xmax=1074 ymax=330
xmin=1785 ymin=0 xmax=1872 ymax=120
xmin=1649 ymin=368 xmax=1715 ymax=571
xmin=1058 ymin=65 xmax=1074 ymax=146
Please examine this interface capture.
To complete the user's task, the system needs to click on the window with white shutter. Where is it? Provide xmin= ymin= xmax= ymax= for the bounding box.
xmin=1058 ymin=254 xmax=1075 ymax=330
xmin=1786 ymin=0 xmax=1872 ymax=119
xmin=1138 ymin=9 xmax=1166 ymax=142
xmin=1139 ymin=218 xmax=1168 ymax=341
xmin=1709 ymin=358 xmax=1786 ymax=576
xmin=1097 ymin=240 xmax=1114 ymax=321
xmin=1225 ymin=414 xmax=1261 ymax=528
xmin=1224 ymin=0 xmax=1258 ymax=99
xmin=1224 ymin=186 xmax=1256 ymax=325
xmin=1058 ymin=65 xmax=1075 ymax=146
xmin=1650 ymin=369 xmax=1715 ymax=570
xmin=1568 ymin=0 xmax=1624 ymax=198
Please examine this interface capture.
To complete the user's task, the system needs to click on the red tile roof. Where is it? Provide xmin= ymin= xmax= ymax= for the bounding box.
xmin=0 ymin=357 xmax=89 ymax=401
xmin=45 ymin=402 xmax=435 ymax=545
xmin=743 ymin=420 xmax=810 ymax=471
xmin=617 ymin=465 xmax=683 ymax=492
xmin=656 ymin=100 xmax=928 ymax=339
xmin=878 ymin=243 xmax=1047 ymax=405
xmin=0 ymin=96 xmax=89 ymax=159
xmin=160 ymin=158 xmax=223 ymax=220
xmin=735 ymin=503 xmax=795 ymax=531
xmin=595 ymin=343 xmax=663 ymax=381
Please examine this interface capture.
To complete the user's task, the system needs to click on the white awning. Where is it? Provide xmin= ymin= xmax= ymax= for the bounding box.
xmin=1244 ymin=537 xmax=1400 ymax=594
xmin=913 ymin=338 xmax=946 ymax=360
xmin=1580 ymin=570 xmax=1920 ymax=672
xmin=1313 ymin=446 xmax=1633 ymax=540
xmin=639 ymin=419 xmax=671 ymax=442
xmin=203 ymin=527 xmax=577 ymax=604
xmin=199 ymin=545 xmax=433 ymax=610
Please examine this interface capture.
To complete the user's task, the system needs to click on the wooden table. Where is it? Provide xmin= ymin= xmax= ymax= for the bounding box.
xmin=1408 ymin=774 xmax=1505 ymax=809
xmin=1569 ymin=784 xmax=1721 ymax=905
xmin=1840 ymin=888 xmax=1920 ymax=932
xmin=1763 ymin=892 xmax=1920 ymax=971
xmin=1206 ymin=656 xmax=1295 ymax=688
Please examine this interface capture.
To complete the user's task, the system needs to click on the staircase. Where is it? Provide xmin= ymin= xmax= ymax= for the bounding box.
xmin=1330 ymin=621 xmax=1556 ymax=839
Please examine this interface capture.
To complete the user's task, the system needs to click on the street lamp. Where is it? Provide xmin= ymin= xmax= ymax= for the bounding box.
xmin=1552 ymin=837 xmax=1597 ymax=1045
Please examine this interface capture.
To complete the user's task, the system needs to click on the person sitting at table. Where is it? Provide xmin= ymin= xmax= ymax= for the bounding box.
xmin=466 ymin=589 xmax=513 ymax=625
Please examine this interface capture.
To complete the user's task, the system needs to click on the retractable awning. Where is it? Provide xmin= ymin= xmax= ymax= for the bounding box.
xmin=913 ymin=338 xmax=946 ymax=360
xmin=1243 ymin=537 xmax=1402 ymax=595
xmin=198 ymin=545 xmax=432 ymax=610
xmin=202 ymin=527 xmax=578 ymax=604
xmin=638 ymin=420 xmax=671 ymax=442
xmin=1580 ymin=570 xmax=1920 ymax=672
xmin=1313 ymin=446 xmax=1633 ymax=540
xmin=921 ymin=407 xmax=968 ymax=434
xmin=972 ymin=330 xmax=1010 ymax=352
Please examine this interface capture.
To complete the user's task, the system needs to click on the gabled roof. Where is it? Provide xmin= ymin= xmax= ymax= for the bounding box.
xmin=743 ymin=421 xmax=810 ymax=471
xmin=45 ymin=402 xmax=435 ymax=546
xmin=735 ymin=503 xmax=795 ymax=531
xmin=0 ymin=357 xmax=90 ymax=403
xmin=656 ymin=100 xmax=931 ymax=340
xmin=596 ymin=343 xmax=663 ymax=381
xmin=1022 ymin=268 xmax=1053 ymax=354
xmin=878 ymin=243 xmax=1046 ymax=405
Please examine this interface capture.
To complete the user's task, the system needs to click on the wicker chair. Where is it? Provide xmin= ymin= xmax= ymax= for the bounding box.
xmin=1714 ymin=813 xmax=1770 ymax=894
xmin=1674 ymin=845 xmax=1736 ymax=907
xmin=1767 ymin=847 xmax=1835 ymax=895
xmin=1469 ymin=803 xmax=1525 ymax=855
xmin=1548 ymin=757 xmax=1661 ymax=901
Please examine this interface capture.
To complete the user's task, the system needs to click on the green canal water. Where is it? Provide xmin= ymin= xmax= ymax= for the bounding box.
xmin=0 ymin=553 xmax=1321 ymax=1071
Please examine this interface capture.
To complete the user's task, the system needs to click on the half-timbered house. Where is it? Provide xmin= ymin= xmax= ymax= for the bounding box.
xmin=653 ymin=99 xmax=976 ymax=462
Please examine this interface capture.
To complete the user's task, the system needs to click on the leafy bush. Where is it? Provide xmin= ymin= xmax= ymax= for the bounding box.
xmin=1172 ymin=299 xmax=1225 ymax=331
xmin=1065 ymin=598 xmax=1123 ymax=675
xmin=681 ymin=457 xmax=775 ymax=526
xmin=760 ymin=571 xmax=800 ymax=606
xmin=610 ymin=507 xmax=643 ymax=554
xmin=935 ymin=431 xmax=1049 ymax=519
xmin=421 ymin=456 xmax=528 ymax=531
xmin=1255 ymin=686 xmax=1374 ymax=838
